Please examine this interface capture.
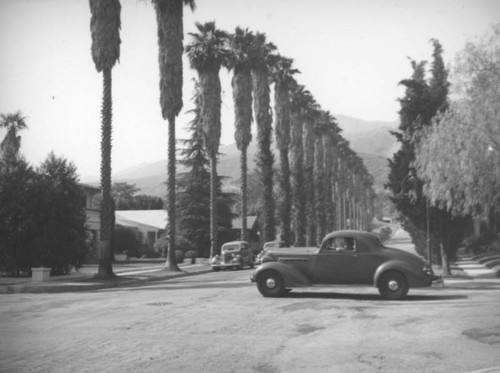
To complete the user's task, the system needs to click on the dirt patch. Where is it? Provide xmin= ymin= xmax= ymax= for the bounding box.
xmin=463 ymin=326 xmax=500 ymax=344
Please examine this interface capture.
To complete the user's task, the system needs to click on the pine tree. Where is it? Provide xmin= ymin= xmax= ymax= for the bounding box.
xmin=176 ymin=81 xmax=235 ymax=258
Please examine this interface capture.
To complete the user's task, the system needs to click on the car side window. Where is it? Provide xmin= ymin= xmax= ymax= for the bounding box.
xmin=326 ymin=237 xmax=356 ymax=252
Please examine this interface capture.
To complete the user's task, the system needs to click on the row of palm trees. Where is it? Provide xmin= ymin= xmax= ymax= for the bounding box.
xmin=185 ymin=22 xmax=375 ymax=253
xmin=88 ymin=0 xmax=374 ymax=275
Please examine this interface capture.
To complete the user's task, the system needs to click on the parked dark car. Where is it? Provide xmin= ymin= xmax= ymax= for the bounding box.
xmin=251 ymin=230 xmax=441 ymax=300
xmin=255 ymin=240 xmax=286 ymax=265
xmin=212 ymin=241 xmax=254 ymax=271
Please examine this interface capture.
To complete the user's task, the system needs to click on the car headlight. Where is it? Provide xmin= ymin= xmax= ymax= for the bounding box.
xmin=422 ymin=264 xmax=432 ymax=276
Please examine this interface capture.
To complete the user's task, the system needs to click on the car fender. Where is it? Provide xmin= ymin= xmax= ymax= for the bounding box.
xmin=373 ymin=260 xmax=430 ymax=288
xmin=253 ymin=261 xmax=312 ymax=287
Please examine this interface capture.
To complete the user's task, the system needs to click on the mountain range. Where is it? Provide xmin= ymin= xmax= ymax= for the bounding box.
xmin=82 ymin=114 xmax=399 ymax=196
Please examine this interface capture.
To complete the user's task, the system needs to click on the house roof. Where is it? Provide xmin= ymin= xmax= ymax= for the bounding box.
xmin=115 ymin=210 xmax=258 ymax=232
xmin=232 ymin=216 xmax=258 ymax=230
xmin=115 ymin=210 xmax=168 ymax=231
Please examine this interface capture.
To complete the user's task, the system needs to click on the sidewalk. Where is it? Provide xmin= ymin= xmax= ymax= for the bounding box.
xmin=386 ymin=228 xmax=499 ymax=280
xmin=0 ymin=260 xmax=213 ymax=294
xmin=451 ymin=256 xmax=499 ymax=279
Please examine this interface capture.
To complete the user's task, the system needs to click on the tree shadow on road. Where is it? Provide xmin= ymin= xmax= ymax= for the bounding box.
xmin=282 ymin=291 xmax=468 ymax=302
xmin=101 ymin=280 xmax=253 ymax=292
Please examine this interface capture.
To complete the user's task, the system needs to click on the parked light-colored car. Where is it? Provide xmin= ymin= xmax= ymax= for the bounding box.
xmin=251 ymin=230 xmax=442 ymax=300
xmin=212 ymin=241 xmax=255 ymax=271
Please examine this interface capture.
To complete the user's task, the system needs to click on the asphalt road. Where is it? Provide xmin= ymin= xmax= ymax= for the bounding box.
xmin=1 ymin=269 xmax=500 ymax=373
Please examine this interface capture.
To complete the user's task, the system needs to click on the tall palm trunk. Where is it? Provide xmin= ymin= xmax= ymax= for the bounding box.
xmin=153 ymin=0 xmax=193 ymax=271
xmin=165 ymin=114 xmax=178 ymax=270
xmin=97 ymin=67 xmax=114 ymax=277
xmin=199 ymin=70 xmax=222 ymax=258
xmin=290 ymin=116 xmax=306 ymax=246
xmin=209 ymin=155 xmax=218 ymax=257
xmin=278 ymin=147 xmax=291 ymax=245
xmin=240 ymin=148 xmax=248 ymax=241
xmin=252 ymin=68 xmax=275 ymax=243
xmin=274 ymin=81 xmax=292 ymax=246
xmin=323 ymin=134 xmax=335 ymax=232
xmin=314 ymin=133 xmax=325 ymax=243
xmin=89 ymin=0 xmax=121 ymax=278
xmin=230 ymin=45 xmax=253 ymax=242
xmin=303 ymin=121 xmax=316 ymax=246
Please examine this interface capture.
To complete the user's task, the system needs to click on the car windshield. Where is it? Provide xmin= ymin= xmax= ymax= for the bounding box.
xmin=223 ymin=244 xmax=240 ymax=252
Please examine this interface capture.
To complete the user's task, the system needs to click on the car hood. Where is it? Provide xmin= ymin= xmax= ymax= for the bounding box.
xmin=382 ymin=246 xmax=427 ymax=266
xmin=265 ymin=247 xmax=320 ymax=256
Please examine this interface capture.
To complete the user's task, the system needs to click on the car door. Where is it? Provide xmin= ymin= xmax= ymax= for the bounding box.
xmin=311 ymin=236 xmax=359 ymax=284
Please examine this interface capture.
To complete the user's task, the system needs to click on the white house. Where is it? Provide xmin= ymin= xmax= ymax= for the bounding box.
xmin=115 ymin=210 xmax=168 ymax=246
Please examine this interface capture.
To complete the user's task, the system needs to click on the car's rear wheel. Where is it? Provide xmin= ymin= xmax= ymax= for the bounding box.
xmin=377 ymin=271 xmax=409 ymax=300
xmin=257 ymin=270 xmax=285 ymax=297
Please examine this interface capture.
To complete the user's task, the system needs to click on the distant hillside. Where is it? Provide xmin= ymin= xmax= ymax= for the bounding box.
xmin=83 ymin=115 xmax=399 ymax=196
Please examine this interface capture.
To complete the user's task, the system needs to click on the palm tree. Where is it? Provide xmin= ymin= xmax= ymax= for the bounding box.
xmin=227 ymin=27 xmax=254 ymax=242
xmin=186 ymin=21 xmax=229 ymax=258
xmin=0 ymin=111 xmax=28 ymax=158
xmin=289 ymin=84 xmax=310 ymax=246
xmin=248 ymin=32 xmax=276 ymax=244
xmin=303 ymin=102 xmax=320 ymax=246
xmin=89 ymin=0 xmax=121 ymax=278
xmin=152 ymin=0 xmax=195 ymax=271
xmin=269 ymin=55 xmax=299 ymax=246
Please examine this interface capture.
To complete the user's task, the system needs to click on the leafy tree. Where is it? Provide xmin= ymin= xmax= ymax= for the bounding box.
xmin=0 ymin=152 xmax=87 ymax=276
xmin=227 ymin=27 xmax=254 ymax=242
xmin=132 ymin=194 xmax=164 ymax=210
xmin=414 ymin=25 xmax=500 ymax=227
xmin=152 ymin=0 xmax=196 ymax=271
xmin=387 ymin=40 xmax=471 ymax=274
xmin=0 ymin=154 xmax=36 ymax=276
xmin=186 ymin=21 xmax=229 ymax=258
xmin=89 ymin=0 xmax=121 ymax=278
xmin=33 ymin=153 xmax=88 ymax=274
xmin=248 ymin=32 xmax=277 ymax=243
xmin=112 ymin=182 xmax=140 ymax=209
xmin=111 ymin=182 xmax=164 ymax=210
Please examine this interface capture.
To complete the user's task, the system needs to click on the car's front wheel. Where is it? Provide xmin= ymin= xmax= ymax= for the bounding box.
xmin=378 ymin=270 xmax=409 ymax=300
xmin=257 ymin=270 xmax=286 ymax=297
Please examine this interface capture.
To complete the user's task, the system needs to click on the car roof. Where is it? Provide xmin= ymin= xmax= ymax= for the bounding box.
xmin=323 ymin=230 xmax=379 ymax=242
xmin=222 ymin=241 xmax=249 ymax=246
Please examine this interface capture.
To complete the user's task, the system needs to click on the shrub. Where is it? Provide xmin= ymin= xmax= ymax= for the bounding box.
xmin=464 ymin=231 xmax=500 ymax=255
xmin=175 ymin=250 xmax=185 ymax=263
xmin=185 ymin=250 xmax=199 ymax=259
xmin=112 ymin=225 xmax=140 ymax=258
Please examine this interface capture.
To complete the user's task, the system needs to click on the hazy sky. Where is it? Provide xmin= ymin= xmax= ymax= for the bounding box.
xmin=1 ymin=0 xmax=499 ymax=180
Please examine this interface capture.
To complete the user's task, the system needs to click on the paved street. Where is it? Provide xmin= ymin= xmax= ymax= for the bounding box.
xmin=1 ymin=267 xmax=500 ymax=373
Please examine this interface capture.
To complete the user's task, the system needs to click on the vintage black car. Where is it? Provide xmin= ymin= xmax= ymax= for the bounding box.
xmin=251 ymin=230 xmax=441 ymax=300
xmin=211 ymin=241 xmax=255 ymax=271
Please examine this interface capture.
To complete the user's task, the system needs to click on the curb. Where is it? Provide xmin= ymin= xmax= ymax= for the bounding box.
xmin=0 ymin=268 xmax=214 ymax=294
